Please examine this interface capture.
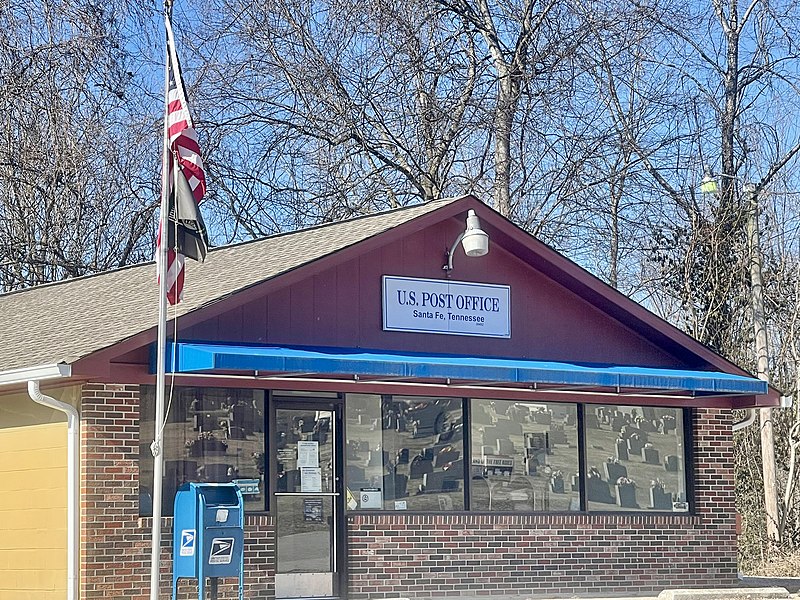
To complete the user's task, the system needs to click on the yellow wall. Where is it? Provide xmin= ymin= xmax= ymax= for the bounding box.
xmin=0 ymin=386 xmax=79 ymax=600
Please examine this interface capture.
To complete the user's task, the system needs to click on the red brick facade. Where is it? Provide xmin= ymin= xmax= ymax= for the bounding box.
xmin=80 ymin=384 xmax=735 ymax=599
xmin=348 ymin=409 xmax=737 ymax=598
xmin=80 ymin=384 xmax=275 ymax=600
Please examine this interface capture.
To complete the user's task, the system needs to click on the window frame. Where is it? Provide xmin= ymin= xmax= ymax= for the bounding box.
xmin=137 ymin=385 xmax=695 ymax=517
xmin=341 ymin=396 xmax=693 ymax=515
xmin=466 ymin=397 xmax=582 ymax=514
xmin=580 ymin=403 xmax=693 ymax=515
xmin=138 ymin=384 xmax=269 ymax=517
xmin=342 ymin=393 xmax=467 ymax=512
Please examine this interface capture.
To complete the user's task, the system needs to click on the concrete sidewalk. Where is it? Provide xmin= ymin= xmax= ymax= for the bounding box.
xmin=528 ymin=586 xmax=798 ymax=600
xmin=388 ymin=587 xmax=799 ymax=600
xmin=658 ymin=587 xmax=792 ymax=600
xmin=740 ymin=577 xmax=800 ymax=594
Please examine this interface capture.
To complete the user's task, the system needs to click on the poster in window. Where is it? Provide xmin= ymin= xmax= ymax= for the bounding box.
xmin=303 ymin=498 xmax=324 ymax=522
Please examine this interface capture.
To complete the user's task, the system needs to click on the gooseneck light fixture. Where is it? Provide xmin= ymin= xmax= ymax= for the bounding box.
xmin=443 ymin=209 xmax=489 ymax=275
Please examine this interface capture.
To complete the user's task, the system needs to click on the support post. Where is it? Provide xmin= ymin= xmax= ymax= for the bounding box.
xmin=746 ymin=182 xmax=779 ymax=545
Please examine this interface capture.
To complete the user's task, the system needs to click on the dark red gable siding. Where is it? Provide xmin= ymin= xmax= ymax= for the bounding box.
xmin=181 ymin=215 xmax=684 ymax=369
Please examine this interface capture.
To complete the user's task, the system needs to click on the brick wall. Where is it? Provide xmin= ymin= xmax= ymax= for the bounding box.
xmin=347 ymin=408 xmax=738 ymax=598
xmin=81 ymin=385 xmax=735 ymax=599
xmin=80 ymin=384 xmax=275 ymax=599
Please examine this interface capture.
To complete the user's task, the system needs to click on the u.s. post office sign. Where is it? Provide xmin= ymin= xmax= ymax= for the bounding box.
xmin=382 ymin=276 xmax=511 ymax=338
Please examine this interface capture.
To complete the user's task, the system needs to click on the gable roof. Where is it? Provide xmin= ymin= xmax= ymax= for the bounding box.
xmin=0 ymin=198 xmax=459 ymax=373
xmin=0 ymin=194 xmax=780 ymax=406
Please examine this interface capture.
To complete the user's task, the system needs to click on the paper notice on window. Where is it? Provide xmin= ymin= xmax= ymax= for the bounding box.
xmin=297 ymin=441 xmax=319 ymax=468
xmin=303 ymin=497 xmax=324 ymax=522
xmin=301 ymin=467 xmax=322 ymax=493
xmin=359 ymin=488 xmax=383 ymax=509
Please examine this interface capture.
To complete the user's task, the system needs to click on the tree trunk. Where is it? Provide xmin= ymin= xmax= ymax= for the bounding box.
xmin=494 ymin=73 xmax=517 ymax=217
xmin=748 ymin=185 xmax=779 ymax=544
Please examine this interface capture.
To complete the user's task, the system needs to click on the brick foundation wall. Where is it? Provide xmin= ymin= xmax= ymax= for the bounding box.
xmin=80 ymin=384 xmax=275 ymax=599
xmin=347 ymin=408 xmax=738 ymax=598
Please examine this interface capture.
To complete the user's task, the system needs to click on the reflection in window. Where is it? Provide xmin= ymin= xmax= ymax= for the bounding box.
xmin=274 ymin=408 xmax=334 ymax=494
xmin=470 ymin=399 xmax=579 ymax=512
xmin=345 ymin=394 xmax=464 ymax=511
xmin=584 ymin=405 xmax=687 ymax=511
xmin=139 ymin=386 xmax=266 ymax=516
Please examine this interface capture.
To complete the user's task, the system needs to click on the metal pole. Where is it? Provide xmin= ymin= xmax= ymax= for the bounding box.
xmin=150 ymin=2 xmax=173 ymax=598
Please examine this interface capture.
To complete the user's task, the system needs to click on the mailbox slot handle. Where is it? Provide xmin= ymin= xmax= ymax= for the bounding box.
xmin=274 ymin=492 xmax=339 ymax=496
xmin=332 ymin=412 xmax=337 ymax=576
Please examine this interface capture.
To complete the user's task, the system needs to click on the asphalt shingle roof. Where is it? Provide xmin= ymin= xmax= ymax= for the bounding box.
xmin=0 ymin=198 xmax=458 ymax=372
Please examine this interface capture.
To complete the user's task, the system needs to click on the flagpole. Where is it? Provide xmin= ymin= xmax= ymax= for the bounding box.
xmin=150 ymin=1 xmax=173 ymax=598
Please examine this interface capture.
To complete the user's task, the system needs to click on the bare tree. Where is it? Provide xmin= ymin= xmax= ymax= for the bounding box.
xmin=0 ymin=0 xmax=156 ymax=291
xmin=434 ymin=0 xmax=582 ymax=217
xmin=184 ymin=0 xmax=482 ymax=237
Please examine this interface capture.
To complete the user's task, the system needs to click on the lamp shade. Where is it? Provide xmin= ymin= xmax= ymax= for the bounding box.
xmin=700 ymin=174 xmax=718 ymax=194
xmin=461 ymin=210 xmax=489 ymax=257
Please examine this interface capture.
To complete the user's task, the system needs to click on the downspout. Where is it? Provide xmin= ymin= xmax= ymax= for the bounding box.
xmin=733 ymin=408 xmax=757 ymax=432
xmin=28 ymin=380 xmax=79 ymax=600
xmin=733 ymin=397 xmax=793 ymax=432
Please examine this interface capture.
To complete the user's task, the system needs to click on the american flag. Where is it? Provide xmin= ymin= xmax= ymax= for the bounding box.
xmin=157 ymin=11 xmax=208 ymax=305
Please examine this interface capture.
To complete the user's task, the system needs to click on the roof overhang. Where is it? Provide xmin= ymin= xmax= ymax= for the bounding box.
xmin=158 ymin=343 xmax=768 ymax=406
xmin=0 ymin=363 xmax=72 ymax=387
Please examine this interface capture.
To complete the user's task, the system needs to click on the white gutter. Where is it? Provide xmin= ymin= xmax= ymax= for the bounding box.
xmin=27 ymin=380 xmax=79 ymax=600
xmin=733 ymin=396 xmax=793 ymax=432
xmin=0 ymin=363 xmax=71 ymax=386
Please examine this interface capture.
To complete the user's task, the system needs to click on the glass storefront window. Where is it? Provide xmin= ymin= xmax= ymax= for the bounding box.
xmin=469 ymin=399 xmax=580 ymax=512
xmin=140 ymin=386 xmax=266 ymax=516
xmin=584 ymin=404 xmax=687 ymax=511
xmin=138 ymin=385 xmax=689 ymax=516
xmin=345 ymin=394 xmax=464 ymax=511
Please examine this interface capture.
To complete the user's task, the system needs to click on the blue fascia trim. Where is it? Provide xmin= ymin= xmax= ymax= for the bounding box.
xmin=164 ymin=343 xmax=767 ymax=396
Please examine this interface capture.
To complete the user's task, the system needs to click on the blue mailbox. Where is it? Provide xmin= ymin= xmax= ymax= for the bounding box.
xmin=173 ymin=482 xmax=244 ymax=600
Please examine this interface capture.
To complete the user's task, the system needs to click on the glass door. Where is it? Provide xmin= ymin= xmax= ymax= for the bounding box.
xmin=273 ymin=401 xmax=344 ymax=599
